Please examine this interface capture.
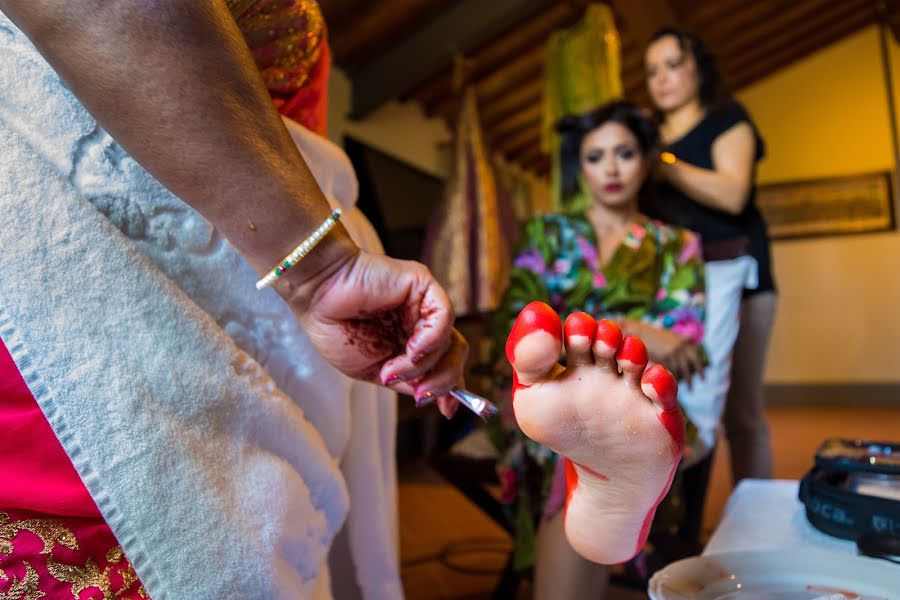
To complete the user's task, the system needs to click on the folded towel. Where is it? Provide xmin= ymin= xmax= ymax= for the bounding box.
xmin=0 ymin=13 xmax=360 ymax=599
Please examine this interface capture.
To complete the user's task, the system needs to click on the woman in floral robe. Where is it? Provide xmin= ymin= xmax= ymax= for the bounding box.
xmin=487 ymin=101 xmax=706 ymax=590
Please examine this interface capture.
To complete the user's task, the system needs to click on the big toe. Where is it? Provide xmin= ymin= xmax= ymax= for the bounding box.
xmin=506 ymin=301 xmax=562 ymax=386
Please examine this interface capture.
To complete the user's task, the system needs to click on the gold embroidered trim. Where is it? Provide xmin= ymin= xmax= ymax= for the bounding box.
xmin=0 ymin=513 xmax=78 ymax=556
xmin=0 ymin=516 xmax=147 ymax=599
xmin=47 ymin=557 xmax=114 ymax=600
xmin=106 ymin=547 xmax=123 ymax=565
xmin=0 ymin=562 xmax=44 ymax=600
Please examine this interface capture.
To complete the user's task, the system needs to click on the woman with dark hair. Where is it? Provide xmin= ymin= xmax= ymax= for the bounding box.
xmin=488 ymin=100 xmax=706 ymax=598
xmin=644 ymin=28 xmax=777 ymax=485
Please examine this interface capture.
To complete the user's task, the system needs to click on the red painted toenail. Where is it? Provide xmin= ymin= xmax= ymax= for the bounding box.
xmin=564 ymin=312 xmax=596 ymax=341
xmin=642 ymin=364 xmax=678 ymax=411
xmin=594 ymin=319 xmax=623 ymax=350
xmin=616 ymin=336 xmax=648 ymax=367
xmin=505 ymin=301 xmax=562 ymax=365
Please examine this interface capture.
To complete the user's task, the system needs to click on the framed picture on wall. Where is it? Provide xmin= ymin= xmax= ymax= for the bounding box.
xmin=756 ymin=171 xmax=896 ymax=240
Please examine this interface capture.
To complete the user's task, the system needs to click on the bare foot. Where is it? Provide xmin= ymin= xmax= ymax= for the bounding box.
xmin=506 ymin=301 xmax=684 ymax=564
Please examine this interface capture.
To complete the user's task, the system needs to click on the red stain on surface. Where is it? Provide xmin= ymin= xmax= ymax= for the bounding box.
xmin=805 ymin=586 xmax=859 ymax=598
xmin=564 ymin=457 xmax=578 ymax=517
xmin=342 ymin=308 xmax=413 ymax=362
xmin=633 ymin=459 xmax=679 ymax=558
xmin=563 ymin=458 xmax=609 ymax=518
xmin=572 ymin=460 xmax=608 ymax=482
xmin=511 ymin=371 xmax=532 ymax=393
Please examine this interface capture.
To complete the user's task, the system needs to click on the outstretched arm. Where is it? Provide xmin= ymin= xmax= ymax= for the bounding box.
xmin=0 ymin=0 xmax=351 ymax=285
xmin=0 ymin=0 xmax=466 ymax=399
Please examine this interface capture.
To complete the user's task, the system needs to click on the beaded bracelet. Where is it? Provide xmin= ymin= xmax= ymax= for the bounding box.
xmin=255 ymin=208 xmax=343 ymax=290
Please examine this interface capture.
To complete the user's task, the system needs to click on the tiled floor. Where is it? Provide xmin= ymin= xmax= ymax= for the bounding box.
xmin=398 ymin=404 xmax=900 ymax=599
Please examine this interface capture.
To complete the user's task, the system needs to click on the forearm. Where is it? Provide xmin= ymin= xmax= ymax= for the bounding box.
xmin=661 ymin=160 xmax=748 ymax=215
xmin=0 ymin=0 xmax=355 ymax=290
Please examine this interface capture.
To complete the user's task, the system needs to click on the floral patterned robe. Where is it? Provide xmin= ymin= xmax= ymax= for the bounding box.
xmin=487 ymin=213 xmax=705 ymax=570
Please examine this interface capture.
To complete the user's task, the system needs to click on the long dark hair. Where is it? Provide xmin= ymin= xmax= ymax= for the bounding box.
xmin=556 ymin=100 xmax=659 ymax=206
xmin=647 ymin=27 xmax=728 ymax=109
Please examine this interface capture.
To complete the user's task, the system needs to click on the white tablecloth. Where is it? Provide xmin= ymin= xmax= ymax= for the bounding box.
xmin=704 ymin=479 xmax=858 ymax=556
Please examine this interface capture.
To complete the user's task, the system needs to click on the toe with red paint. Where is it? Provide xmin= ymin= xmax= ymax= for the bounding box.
xmin=641 ymin=364 xmax=685 ymax=456
xmin=641 ymin=364 xmax=679 ymax=412
xmin=615 ymin=336 xmax=649 ymax=387
xmin=593 ymin=319 xmax=623 ymax=358
xmin=564 ymin=312 xmax=597 ymax=365
xmin=506 ymin=301 xmax=562 ymax=385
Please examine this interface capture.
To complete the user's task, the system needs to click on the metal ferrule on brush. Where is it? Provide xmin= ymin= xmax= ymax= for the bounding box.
xmin=448 ymin=388 xmax=498 ymax=421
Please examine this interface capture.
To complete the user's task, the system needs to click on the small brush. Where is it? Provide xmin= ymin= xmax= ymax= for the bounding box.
xmin=448 ymin=388 xmax=499 ymax=421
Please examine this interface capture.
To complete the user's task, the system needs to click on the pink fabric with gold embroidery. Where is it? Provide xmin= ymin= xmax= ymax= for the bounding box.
xmin=0 ymin=338 xmax=148 ymax=598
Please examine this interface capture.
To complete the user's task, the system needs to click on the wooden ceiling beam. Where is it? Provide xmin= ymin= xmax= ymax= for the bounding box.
xmin=610 ymin=0 xmax=680 ymax=49
xmin=883 ymin=0 xmax=900 ymax=44
xmin=349 ymin=0 xmax=555 ymax=118
xmin=487 ymin=104 xmax=542 ymax=144
xmin=723 ymin=0 xmax=873 ymax=87
xmin=696 ymin=0 xmax=792 ymax=49
xmin=407 ymin=1 xmax=589 ymax=107
xmin=729 ymin=5 xmax=876 ymax=91
xmin=629 ymin=1 xmax=832 ymax=85
xmin=499 ymin=126 xmax=542 ymax=159
xmin=522 ymin=154 xmax=550 ymax=177
xmin=326 ymin=0 xmax=446 ymax=66
xmin=515 ymin=141 xmax=547 ymax=168
xmin=683 ymin=0 xmax=744 ymax=31
xmin=621 ymin=63 xmax=646 ymax=92
xmin=319 ymin=0 xmax=366 ymax=37
xmin=704 ymin=0 xmax=832 ymax=64
xmin=481 ymin=80 xmax=543 ymax=128
xmin=430 ymin=42 xmax=547 ymax=119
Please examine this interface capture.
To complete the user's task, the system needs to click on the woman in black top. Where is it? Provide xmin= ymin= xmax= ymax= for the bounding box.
xmin=643 ymin=28 xmax=776 ymax=485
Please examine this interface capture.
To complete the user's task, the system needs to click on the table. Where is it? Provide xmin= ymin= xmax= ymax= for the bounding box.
xmin=704 ymin=478 xmax=859 ymax=556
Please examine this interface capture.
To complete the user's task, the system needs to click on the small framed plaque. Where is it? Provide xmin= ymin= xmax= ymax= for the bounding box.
xmin=757 ymin=172 xmax=895 ymax=239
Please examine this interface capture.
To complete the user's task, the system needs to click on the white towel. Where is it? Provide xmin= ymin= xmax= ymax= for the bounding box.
xmin=283 ymin=118 xmax=404 ymax=600
xmin=678 ymin=255 xmax=758 ymax=462
xmin=0 ymin=12 xmax=396 ymax=599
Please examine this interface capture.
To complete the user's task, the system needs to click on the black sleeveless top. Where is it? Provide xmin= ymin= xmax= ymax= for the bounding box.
xmin=642 ymin=101 xmax=776 ymax=295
